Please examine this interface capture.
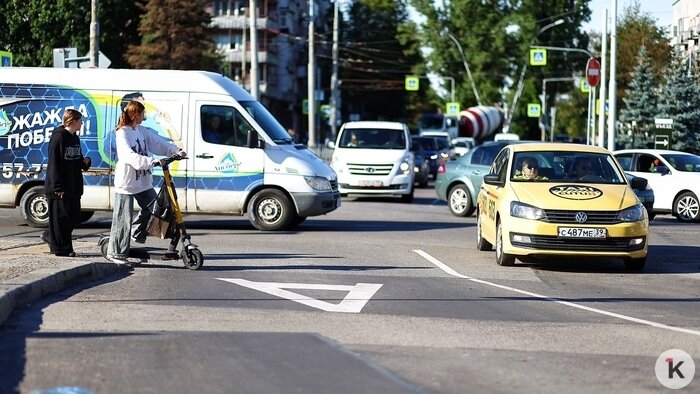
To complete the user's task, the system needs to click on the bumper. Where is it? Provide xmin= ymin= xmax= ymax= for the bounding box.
xmin=337 ymin=173 xmax=414 ymax=196
xmin=291 ymin=190 xmax=341 ymax=217
xmin=502 ymin=217 xmax=648 ymax=259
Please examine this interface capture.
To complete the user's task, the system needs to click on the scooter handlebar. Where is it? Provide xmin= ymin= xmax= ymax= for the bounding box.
xmin=154 ymin=153 xmax=188 ymax=167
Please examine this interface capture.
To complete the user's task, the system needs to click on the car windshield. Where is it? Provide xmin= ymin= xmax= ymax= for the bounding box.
xmin=432 ymin=136 xmax=450 ymax=150
xmin=240 ymin=100 xmax=294 ymax=144
xmin=511 ymin=151 xmax=626 ymax=183
xmin=338 ymin=128 xmax=406 ymax=149
xmin=412 ymin=137 xmax=438 ymax=151
xmin=661 ymin=153 xmax=700 ymax=172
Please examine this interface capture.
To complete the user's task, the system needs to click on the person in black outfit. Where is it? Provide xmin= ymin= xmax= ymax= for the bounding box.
xmin=41 ymin=109 xmax=91 ymax=257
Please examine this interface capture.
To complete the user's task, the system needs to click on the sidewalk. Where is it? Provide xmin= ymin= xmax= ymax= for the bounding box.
xmin=0 ymin=238 xmax=129 ymax=326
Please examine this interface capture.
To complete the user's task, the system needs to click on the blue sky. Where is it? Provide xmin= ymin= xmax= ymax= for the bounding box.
xmin=584 ymin=0 xmax=674 ymax=33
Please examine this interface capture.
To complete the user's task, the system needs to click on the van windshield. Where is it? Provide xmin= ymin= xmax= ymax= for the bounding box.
xmin=240 ymin=100 xmax=295 ymax=144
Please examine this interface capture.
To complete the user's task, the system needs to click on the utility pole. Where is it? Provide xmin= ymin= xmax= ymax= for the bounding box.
xmin=608 ymin=0 xmax=617 ymax=151
xmin=249 ymin=0 xmax=259 ymax=99
xmin=307 ymin=0 xmax=316 ymax=147
xmin=89 ymin=0 xmax=99 ymax=68
xmin=598 ymin=9 xmax=608 ymax=148
xmin=329 ymin=0 xmax=340 ymax=141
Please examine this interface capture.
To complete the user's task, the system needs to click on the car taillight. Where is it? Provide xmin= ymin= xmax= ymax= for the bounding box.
xmin=438 ymin=163 xmax=446 ymax=174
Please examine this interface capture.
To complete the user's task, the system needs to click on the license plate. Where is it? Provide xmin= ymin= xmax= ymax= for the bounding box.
xmin=358 ymin=180 xmax=382 ymax=187
xmin=557 ymin=227 xmax=606 ymax=238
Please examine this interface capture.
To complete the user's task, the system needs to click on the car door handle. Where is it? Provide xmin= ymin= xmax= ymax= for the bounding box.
xmin=472 ymin=170 xmax=481 ymax=175
xmin=196 ymin=153 xmax=214 ymax=159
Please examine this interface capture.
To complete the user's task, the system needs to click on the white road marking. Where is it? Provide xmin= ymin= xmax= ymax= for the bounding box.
xmin=413 ymin=249 xmax=700 ymax=337
xmin=216 ymin=278 xmax=383 ymax=313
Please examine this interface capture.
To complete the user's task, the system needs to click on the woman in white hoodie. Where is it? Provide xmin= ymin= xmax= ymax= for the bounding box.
xmin=106 ymin=100 xmax=186 ymax=264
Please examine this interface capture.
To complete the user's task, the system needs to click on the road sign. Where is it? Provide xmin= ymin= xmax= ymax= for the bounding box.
xmin=654 ymin=118 xmax=673 ymax=149
xmin=655 ymin=135 xmax=670 ymax=149
xmin=0 ymin=51 xmax=12 ymax=67
xmin=446 ymin=102 xmax=460 ymax=116
xmin=595 ymin=99 xmax=609 ymax=116
xmin=586 ymin=57 xmax=601 ymax=87
xmin=580 ymin=80 xmax=590 ymax=93
xmin=405 ymin=76 xmax=419 ymax=91
xmin=654 ymin=118 xmax=673 ymax=130
xmin=527 ymin=103 xmax=541 ymax=117
xmin=320 ymin=104 xmax=331 ymax=119
xmin=530 ymin=48 xmax=547 ymax=66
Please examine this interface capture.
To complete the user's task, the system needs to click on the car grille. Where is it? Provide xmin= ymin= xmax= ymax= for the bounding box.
xmin=542 ymin=210 xmax=620 ymax=224
xmin=511 ymin=234 xmax=645 ymax=252
xmin=329 ymin=179 xmax=338 ymax=191
xmin=347 ymin=163 xmax=394 ymax=176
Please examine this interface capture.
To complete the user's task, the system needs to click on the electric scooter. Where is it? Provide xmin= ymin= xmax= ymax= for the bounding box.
xmin=98 ymin=154 xmax=204 ymax=270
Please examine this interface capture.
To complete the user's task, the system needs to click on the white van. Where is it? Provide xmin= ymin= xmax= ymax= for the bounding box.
xmin=331 ymin=121 xmax=414 ymax=203
xmin=0 ymin=68 xmax=340 ymax=230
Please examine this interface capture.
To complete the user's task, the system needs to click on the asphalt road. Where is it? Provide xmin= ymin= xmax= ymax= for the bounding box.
xmin=1 ymin=186 xmax=699 ymax=393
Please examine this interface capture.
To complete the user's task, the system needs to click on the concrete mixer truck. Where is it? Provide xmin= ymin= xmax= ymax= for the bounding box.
xmin=457 ymin=106 xmax=506 ymax=141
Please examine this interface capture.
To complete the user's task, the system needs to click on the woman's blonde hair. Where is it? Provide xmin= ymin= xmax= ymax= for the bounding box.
xmin=116 ymin=100 xmax=145 ymax=129
xmin=62 ymin=109 xmax=82 ymax=127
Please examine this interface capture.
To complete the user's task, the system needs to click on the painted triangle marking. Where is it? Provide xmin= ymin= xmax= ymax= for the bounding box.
xmin=216 ymin=278 xmax=383 ymax=313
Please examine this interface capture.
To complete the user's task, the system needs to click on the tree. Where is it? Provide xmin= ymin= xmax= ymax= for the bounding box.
xmin=619 ymin=45 xmax=658 ymax=149
xmin=410 ymin=0 xmax=591 ymax=139
xmin=615 ymin=1 xmax=671 ymax=102
xmin=127 ymin=0 xmax=220 ymax=71
xmin=658 ymin=54 xmax=700 ymax=154
xmin=340 ymin=0 xmax=427 ymax=123
xmin=0 ymin=0 xmax=143 ymax=68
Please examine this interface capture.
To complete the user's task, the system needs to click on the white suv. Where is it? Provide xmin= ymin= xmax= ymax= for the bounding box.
xmin=331 ymin=121 xmax=415 ymax=203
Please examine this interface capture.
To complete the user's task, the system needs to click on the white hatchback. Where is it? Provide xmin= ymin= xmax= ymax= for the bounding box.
xmin=614 ymin=149 xmax=700 ymax=222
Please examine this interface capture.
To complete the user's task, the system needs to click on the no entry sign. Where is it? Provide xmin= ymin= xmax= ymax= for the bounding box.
xmin=586 ymin=57 xmax=601 ymax=88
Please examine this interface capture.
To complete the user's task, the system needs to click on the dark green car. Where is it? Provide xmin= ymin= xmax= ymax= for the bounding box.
xmin=435 ymin=141 xmax=526 ymax=217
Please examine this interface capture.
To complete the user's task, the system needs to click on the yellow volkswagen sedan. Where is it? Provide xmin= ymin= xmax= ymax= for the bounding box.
xmin=476 ymin=143 xmax=649 ymax=271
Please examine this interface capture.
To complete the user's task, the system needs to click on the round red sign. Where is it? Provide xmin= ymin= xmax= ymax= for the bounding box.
xmin=586 ymin=58 xmax=601 ymax=88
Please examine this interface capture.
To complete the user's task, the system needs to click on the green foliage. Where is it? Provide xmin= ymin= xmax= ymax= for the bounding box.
xmin=410 ymin=0 xmax=591 ymax=139
xmin=341 ymin=0 xmax=427 ymax=123
xmin=0 ymin=0 xmax=143 ymax=68
xmin=127 ymin=0 xmax=221 ymax=71
xmin=658 ymin=55 xmax=700 ymax=154
xmin=619 ymin=45 xmax=658 ymax=148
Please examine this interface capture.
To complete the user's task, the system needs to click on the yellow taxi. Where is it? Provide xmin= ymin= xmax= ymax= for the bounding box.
xmin=476 ymin=143 xmax=649 ymax=271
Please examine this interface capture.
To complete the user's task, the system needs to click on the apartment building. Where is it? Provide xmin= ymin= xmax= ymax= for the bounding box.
xmin=672 ymin=0 xmax=700 ymax=59
xmin=207 ymin=0 xmax=330 ymax=133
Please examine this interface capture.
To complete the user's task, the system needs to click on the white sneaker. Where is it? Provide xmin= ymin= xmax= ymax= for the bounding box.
xmin=106 ymin=255 xmax=132 ymax=265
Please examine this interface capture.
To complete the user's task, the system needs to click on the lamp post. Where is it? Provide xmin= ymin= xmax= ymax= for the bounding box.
xmin=505 ymin=18 xmax=564 ymax=133
xmin=445 ymin=32 xmax=481 ymax=106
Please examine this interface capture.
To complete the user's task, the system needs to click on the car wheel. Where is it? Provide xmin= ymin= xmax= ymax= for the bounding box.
xmin=20 ymin=186 xmax=49 ymax=228
xmin=496 ymin=221 xmax=515 ymax=266
xmin=674 ymin=191 xmax=700 ymax=222
xmin=476 ymin=212 xmax=492 ymax=251
xmin=624 ymin=257 xmax=646 ymax=271
xmin=448 ymin=184 xmax=474 ymax=217
xmin=247 ymin=189 xmax=294 ymax=231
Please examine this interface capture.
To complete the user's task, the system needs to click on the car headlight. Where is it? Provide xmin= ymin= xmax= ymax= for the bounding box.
xmin=430 ymin=154 xmax=438 ymax=160
xmin=304 ymin=176 xmax=332 ymax=191
xmin=617 ymin=203 xmax=645 ymax=222
xmin=510 ymin=201 xmax=544 ymax=220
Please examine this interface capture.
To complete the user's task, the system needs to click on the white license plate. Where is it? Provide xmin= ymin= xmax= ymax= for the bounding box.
xmin=557 ymin=227 xmax=606 ymax=238
xmin=358 ymin=180 xmax=382 ymax=187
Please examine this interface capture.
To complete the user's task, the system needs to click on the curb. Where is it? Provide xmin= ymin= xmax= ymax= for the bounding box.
xmin=0 ymin=261 xmax=130 ymax=327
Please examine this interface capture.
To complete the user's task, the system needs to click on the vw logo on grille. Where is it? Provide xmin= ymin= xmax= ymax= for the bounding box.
xmin=365 ymin=167 xmax=376 ymax=173
xmin=575 ymin=212 xmax=588 ymax=223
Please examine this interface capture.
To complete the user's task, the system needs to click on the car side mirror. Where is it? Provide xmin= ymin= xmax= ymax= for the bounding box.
xmin=327 ymin=140 xmax=336 ymax=149
xmin=247 ymin=129 xmax=265 ymax=149
xmin=483 ymin=173 xmax=505 ymax=187
xmin=655 ymin=165 xmax=670 ymax=175
xmin=629 ymin=176 xmax=647 ymax=190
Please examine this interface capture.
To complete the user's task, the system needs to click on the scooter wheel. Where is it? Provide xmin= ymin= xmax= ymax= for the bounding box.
xmin=183 ymin=248 xmax=204 ymax=270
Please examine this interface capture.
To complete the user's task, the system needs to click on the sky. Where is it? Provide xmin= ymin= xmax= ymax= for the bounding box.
xmin=583 ymin=0 xmax=674 ymax=34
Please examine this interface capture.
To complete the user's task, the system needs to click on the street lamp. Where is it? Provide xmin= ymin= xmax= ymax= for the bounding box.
xmin=445 ymin=32 xmax=481 ymax=106
xmin=505 ymin=18 xmax=565 ymax=133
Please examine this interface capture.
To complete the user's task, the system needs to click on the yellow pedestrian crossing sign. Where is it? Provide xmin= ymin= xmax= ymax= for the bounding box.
xmin=580 ymin=80 xmax=590 ymax=93
xmin=405 ymin=76 xmax=419 ymax=91
xmin=595 ymin=99 xmax=609 ymax=116
xmin=0 ymin=51 xmax=12 ymax=67
xmin=530 ymin=48 xmax=547 ymax=66
xmin=527 ymin=103 xmax=541 ymax=118
xmin=446 ymin=102 xmax=460 ymax=116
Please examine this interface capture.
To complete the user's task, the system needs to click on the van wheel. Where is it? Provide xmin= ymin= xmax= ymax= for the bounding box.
xmin=448 ymin=184 xmax=474 ymax=217
xmin=401 ymin=188 xmax=414 ymax=203
xmin=20 ymin=186 xmax=49 ymax=228
xmin=674 ymin=191 xmax=700 ymax=222
xmin=79 ymin=211 xmax=95 ymax=224
xmin=247 ymin=189 xmax=293 ymax=231
xmin=496 ymin=221 xmax=515 ymax=266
